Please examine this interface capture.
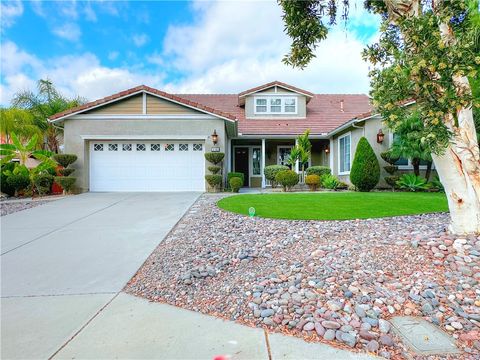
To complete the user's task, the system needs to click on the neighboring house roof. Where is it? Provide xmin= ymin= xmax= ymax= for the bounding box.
xmin=48 ymin=85 xmax=237 ymax=122
xmin=180 ymin=93 xmax=372 ymax=135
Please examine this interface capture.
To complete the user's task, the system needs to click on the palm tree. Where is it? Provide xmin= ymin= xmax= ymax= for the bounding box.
xmin=288 ymin=130 xmax=311 ymax=175
xmin=0 ymin=108 xmax=43 ymax=143
xmin=0 ymin=133 xmax=54 ymax=166
xmin=12 ymin=79 xmax=85 ymax=152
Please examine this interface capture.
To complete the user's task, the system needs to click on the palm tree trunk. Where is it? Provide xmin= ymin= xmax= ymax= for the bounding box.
xmin=412 ymin=158 xmax=420 ymax=176
xmin=425 ymin=161 xmax=432 ymax=182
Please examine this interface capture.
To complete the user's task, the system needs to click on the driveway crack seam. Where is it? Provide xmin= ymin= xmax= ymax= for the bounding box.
xmin=47 ymin=292 xmax=120 ymax=360
xmin=263 ymin=329 xmax=272 ymax=360
xmin=1 ymin=194 xmax=138 ymax=256
xmin=1 ymin=291 xmax=117 ymax=299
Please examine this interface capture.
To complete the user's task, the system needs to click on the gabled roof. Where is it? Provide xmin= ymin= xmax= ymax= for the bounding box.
xmin=48 ymin=85 xmax=237 ymax=122
xmin=238 ymin=81 xmax=314 ymax=99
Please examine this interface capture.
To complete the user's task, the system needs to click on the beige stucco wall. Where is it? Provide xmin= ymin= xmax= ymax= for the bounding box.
xmin=64 ymin=118 xmax=227 ymax=192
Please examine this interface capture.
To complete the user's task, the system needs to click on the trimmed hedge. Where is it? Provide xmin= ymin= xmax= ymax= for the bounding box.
xmin=275 ymin=170 xmax=299 ymax=192
xmin=264 ymin=165 xmax=288 ymax=188
xmin=305 ymin=174 xmax=320 ymax=191
xmin=1 ymin=163 xmax=16 ymax=196
xmin=7 ymin=172 xmax=31 ymax=195
xmin=204 ymin=152 xmax=225 ymax=165
xmin=205 ymin=174 xmax=222 ymax=191
xmin=229 ymin=177 xmax=243 ymax=193
xmin=53 ymin=154 xmax=77 ymax=168
xmin=54 ymin=176 xmax=76 ymax=194
xmin=208 ymin=165 xmax=221 ymax=174
xmin=33 ymin=173 xmax=54 ymax=196
xmin=350 ymin=137 xmax=380 ymax=192
xmin=227 ymin=172 xmax=244 ymax=188
xmin=306 ymin=166 xmax=331 ymax=177
xmin=58 ymin=168 xmax=75 ymax=176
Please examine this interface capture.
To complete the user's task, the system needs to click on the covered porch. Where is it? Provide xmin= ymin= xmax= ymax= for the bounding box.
xmin=228 ymin=137 xmax=331 ymax=188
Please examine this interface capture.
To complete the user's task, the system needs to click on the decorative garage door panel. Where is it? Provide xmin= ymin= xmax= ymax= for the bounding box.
xmin=89 ymin=141 xmax=205 ymax=191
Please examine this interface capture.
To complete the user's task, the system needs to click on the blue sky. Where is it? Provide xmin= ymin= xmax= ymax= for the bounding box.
xmin=1 ymin=1 xmax=380 ymax=105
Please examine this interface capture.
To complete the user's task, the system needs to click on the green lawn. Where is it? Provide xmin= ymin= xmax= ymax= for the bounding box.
xmin=217 ymin=192 xmax=449 ymax=220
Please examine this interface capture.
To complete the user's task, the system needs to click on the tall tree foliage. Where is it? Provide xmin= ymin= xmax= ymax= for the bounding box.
xmin=12 ymin=79 xmax=85 ymax=152
xmin=0 ymin=108 xmax=42 ymax=143
xmin=279 ymin=0 xmax=480 ymax=234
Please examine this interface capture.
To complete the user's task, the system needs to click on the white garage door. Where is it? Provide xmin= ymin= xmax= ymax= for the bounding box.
xmin=89 ymin=141 xmax=205 ymax=191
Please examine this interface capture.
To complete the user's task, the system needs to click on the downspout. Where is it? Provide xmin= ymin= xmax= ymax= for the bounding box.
xmin=351 ymin=120 xmax=365 ymax=137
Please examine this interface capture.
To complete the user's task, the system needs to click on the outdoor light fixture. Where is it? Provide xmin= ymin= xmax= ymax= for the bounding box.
xmin=325 ymin=145 xmax=330 ymax=154
xmin=211 ymin=130 xmax=219 ymax=145
xmin=377 ymin=129 xmax=385 ymax=144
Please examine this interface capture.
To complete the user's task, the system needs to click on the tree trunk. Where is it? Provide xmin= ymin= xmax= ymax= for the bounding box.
xmin=411 ymin=158 xmax=420 ymax=176
xmin=424 ymin=160 xmax=432 ymax=182
xmin=385 ymin=0 xmax=480 ymax=234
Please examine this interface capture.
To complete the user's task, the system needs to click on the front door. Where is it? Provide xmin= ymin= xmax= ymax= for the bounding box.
xmin=234 ymin=147 xmax=249 ymax=186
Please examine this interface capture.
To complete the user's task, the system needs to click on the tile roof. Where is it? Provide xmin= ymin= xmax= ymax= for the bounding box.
xmin=180 ymin=93 xmax=372 ymax=135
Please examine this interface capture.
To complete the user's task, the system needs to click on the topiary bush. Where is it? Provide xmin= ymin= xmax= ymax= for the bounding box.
xmin=229 ymin=176 xmax=243 ymax=193
xmin=58 ymin=168 xmax=75 ymax=176
xmin=53 ymin=154 xmax=78 ymax=168
xmin=350 ymin=137 xmax=380 ymax=192
xmin=6 ymin=165 xmax=31 ymax=196
xmin=204 ymin=152 xmax=225 ymax=165
xmin=305 ymin=174 xmax=320 ymax=191
xmin=383 ymin=165 xmax=398 ymax=175
xmin=380 ymin=151 xmax=399 ymax=165
xmin=205 ymin=174 xmax=222 ymax=192
xmin=1 ymin=162 xmax=16 ymax=196
xmin=264 ymin=165 xmax=288 ymax=188
xmin=227 ymin=172 xmax=245 ymax=189
xmin=54 ymin=176 xmax=76 ymax=194
xmin=275 ymin=170 xmax=299 ymax=192
xmin=321 ymin=174 xmax=340 ymax=190
xmin=384 ymin=175 xmax=400 ymax=190
xmin=33 ymin=173 xmax=54 ymax=196
xmin=306 ymin=166 xmax=331 ymax=177
xmin=208 ymin=165 xmax=221 ymax=174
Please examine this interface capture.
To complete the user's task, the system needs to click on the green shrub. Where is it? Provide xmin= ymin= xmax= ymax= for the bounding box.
xmin=229 ymin=176 xmax=243 ymax=193
xmin=264 ymin=165 xmax=288 ymax=188
xmin=275 ymin=170 xmax=298 ymax=192
xmin=204 ymin=152 xmax=225 ymax=165
xmin=350 ymin=137 xmax=380 ymax=192
xmin=54 ymin=176 xmax=76 ymax=194
xmin=305 ymin=174 xmax=321 ymax=191
xmin=384 ymin=175 xmax=400 ymax=190
xmin=1 ymin=162 xmax=16 ymax=196
xmin=396 ymin=173 xmax=429 ymax=192
xmin=58 ymin=168 xmax=75 ymax=176
xmin=33 ymin=173 xmax=54 ymax=196
xmin=322 ymin=174 xmax=340 ymax=190
xmin=227 ymin=172 xmax=245 ymax=188
xmin=205 ymin=174 xmax=222 ymax=191
xmin=383 ymin=165 xmax=398 ymax=175
xmin=306 ymin=166 xmax=331 ymax=177
xmin=380 ymin=151 xmax=399 ymax=165
xmin=208 ymin=165 xmax=221 ymax=174
xmin=337 ymin=181 xmax=348 ymax=190
xmin=429 ymin=176 xmax=444 ymax=192
xmin=6 ymin=165 xmax=31 ymax=196
xmin=53 ymin=154 xmax=77 ymax=168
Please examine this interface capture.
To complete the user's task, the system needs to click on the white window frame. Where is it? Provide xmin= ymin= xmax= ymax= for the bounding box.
xmin=254 ymin=96 xmax=298 ymax=115
xmin=388 ymin=133 xmax=432 ymax=170
xmin=277 ymin=145 xmax=293 ymax=166
xmin=338 ymin=132 xmax=351 ymax=175
xmin=250 ymin=147 xmax=262 ymax=177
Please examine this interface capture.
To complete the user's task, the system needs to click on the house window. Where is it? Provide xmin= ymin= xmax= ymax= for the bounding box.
xmin=164 ymin=144 xmax=174 ymax=151
xmin=193 ymin=143 xmax=203 ymax=151
xmin=278 ymin=146 xmax=292 ymax=167
xmin=254 ymin=97 xmax=298 ymax=114
xmin=252 ymin=148 xmax=261 ymax=175
xmin=338 ymin=133 xmax=351 ymax=174
xmin=93 ymin=144 xmax=103 ymax=151
xmin=151 ymin=144 xmax=161 ymax=151
xmin=122 ymin=144 xmax=132 ymax=151
xmin=255 ymin=98 xmax=267 ymax=113
xmin=179 ymin=144 xmax=188 ymax=151
xmin=136 ymin=144 xmax=146 ymax=151
xmin=108 ymin=144 xmax=118 ymax=151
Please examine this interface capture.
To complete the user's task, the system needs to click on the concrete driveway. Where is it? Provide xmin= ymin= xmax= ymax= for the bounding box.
xmin=1 ymin=192 xmax=201 ymax=359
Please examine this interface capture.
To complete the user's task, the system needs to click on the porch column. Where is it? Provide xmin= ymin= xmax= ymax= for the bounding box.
xmin=226 ymin=138 xmax=232 ymax=173
xmin=329 ymin=138 xmax=334 ymax=171
xmin=261 ymin=138 xmax=266 ymax=188
xmin=295 ymin=138 xmax=299 ymax=173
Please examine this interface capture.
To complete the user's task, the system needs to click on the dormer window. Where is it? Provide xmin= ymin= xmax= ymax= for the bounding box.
xmin=254 ymin=96 xmax=297 ymax=115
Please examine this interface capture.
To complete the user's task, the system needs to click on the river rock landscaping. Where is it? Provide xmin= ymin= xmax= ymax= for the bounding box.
xmin=125 ymin=194 xmax=480 ymax=359
xmin=0 ymin=198 xmax=53 ymax=216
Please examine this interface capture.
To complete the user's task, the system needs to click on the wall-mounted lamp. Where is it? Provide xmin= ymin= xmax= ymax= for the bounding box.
xmin=211 ymin=129 xmax=219 ymax=145
xmin=325 ymin=145 xmax=330 ymax=154
xmin=377 ymin=129 xmax=385 ymax=144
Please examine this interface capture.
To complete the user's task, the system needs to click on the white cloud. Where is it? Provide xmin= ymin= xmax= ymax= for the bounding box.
xmin=132 ymin=33 xmax=149 ymax=47
xmin=52 ymin=23 xmax=82 ymax=42
xmin=1 ymin=0 xmax=24 ymax=30
xmin=0 ymin=41 xmax=166 ymax=105
xmin=59 ymin=0 xmax=78 ymax=19
xmin=108 ymin=51 xmax=119 ymax=61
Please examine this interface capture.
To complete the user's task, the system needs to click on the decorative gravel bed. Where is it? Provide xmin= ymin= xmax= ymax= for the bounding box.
xmin=126 ymin=194 xmax=480 ymax=359
xmin=0 ymin=199 xmax=52 ymax=216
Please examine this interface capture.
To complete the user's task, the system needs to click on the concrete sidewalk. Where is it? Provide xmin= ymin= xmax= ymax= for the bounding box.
xmin=53 ymin=293 xmax=379 ymax=360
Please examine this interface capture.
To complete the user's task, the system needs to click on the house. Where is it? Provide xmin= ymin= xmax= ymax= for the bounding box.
xmin=48 ymin=81 xmax=424 ymax=192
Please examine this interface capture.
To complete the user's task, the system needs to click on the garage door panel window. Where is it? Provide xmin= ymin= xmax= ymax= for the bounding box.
xmin=179 ymin=144 xmax=188 ymax=151
xmin=193 ymin=144 xmax=203 ymax=151
xmin=136 ymin=144 xmax=146 ymax=151
xmin=164 ymin=144 xmax=174 ymax=151
xmin=108 ymin=144 xmax=118 ymax=151
xmin=151 ymin=144 xmax=161 ymax=151
xmin=93 ymin=144 xmax=103 ymax=151
xmin=122 ymin=144 xmax=132 ymax=151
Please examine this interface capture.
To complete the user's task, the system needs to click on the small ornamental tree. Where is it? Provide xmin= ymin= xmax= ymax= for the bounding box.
xmin=204 ymin=152 xmax=225 ymax=192
xmin=381 ymin=151 xmax=400 ymax=191
xmin=275 ymin=169 xmax=299 ymax=192
xmin=53 ymin=153 xmax=77 ymax=194
xmin=278 ymin=0 xmax=480 ymax=233
xmin=350 ymin=137 xmax=380 ymax=192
